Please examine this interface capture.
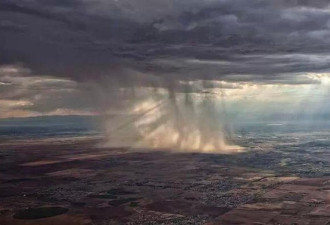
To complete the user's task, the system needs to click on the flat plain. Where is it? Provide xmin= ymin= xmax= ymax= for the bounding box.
xmin=0 ymin=135 xmax=330 ymax=225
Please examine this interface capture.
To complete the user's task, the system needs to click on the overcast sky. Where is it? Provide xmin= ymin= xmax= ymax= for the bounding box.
xmin=1 ymin=0 xmax=330 ymax=118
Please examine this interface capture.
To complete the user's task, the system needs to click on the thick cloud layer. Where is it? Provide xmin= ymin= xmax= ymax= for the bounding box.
xmin=2 ymin=1 xmax=330 ymax=152
xmin=2 ymin=0 xmax=330 ymax=84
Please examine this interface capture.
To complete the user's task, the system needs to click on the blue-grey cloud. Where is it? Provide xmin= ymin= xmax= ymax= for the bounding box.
xmin=2 ymin=0 xmax=330 ymax=85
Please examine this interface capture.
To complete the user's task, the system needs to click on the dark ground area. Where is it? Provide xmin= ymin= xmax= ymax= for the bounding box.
xmin=0 ymin=136 xmax=330 ymax=225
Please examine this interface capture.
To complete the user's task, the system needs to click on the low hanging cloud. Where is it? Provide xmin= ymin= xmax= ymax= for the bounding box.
xmin=1 ymin=0 xmax=330 ymax=85
xmin=2 ymin=0 xmax=330 ymax=119
xmin=3 ymin=0 xmax=330 ymax=153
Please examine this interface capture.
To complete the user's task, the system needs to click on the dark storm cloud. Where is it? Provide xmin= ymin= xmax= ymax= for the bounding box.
xmin=2 ymin=0 xmax=330 ymax=85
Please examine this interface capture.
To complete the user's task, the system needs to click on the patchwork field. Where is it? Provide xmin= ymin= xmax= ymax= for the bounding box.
xmin=0 ymin=136 xmax=330 ymax=225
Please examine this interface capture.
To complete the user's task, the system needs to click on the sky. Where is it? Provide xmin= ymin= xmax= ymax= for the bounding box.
xmin=1 ymin=0 xmax=330 ymax=120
